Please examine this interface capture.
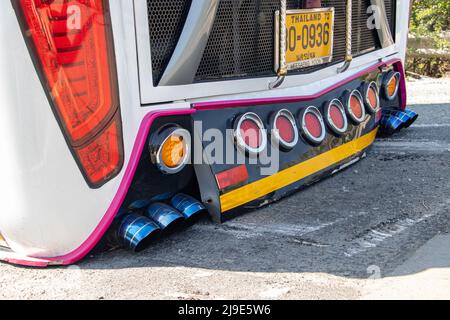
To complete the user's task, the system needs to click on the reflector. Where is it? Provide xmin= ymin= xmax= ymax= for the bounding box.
xmin=215 ymin=165 xmax=250 ymax=190
xmin=299 ymin=106 xmax=326 ymax=145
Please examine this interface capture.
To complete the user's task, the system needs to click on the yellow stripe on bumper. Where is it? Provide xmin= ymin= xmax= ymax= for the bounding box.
xmin=220 ymin=129 xmax=378 ymax=212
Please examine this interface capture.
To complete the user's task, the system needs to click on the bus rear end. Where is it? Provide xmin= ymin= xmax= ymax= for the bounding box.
xmin=0 ymin=0 xmax=415 ymax=266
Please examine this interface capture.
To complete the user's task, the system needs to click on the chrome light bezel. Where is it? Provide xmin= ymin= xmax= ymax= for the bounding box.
xmin=345 ymin=89 xmax=366 ymax=124
xmin=383 ymin=71 xmax=401 ymax=101
xmin=363 ymin=81 xmax=380 ymax=114
xmin=149 ymin=126 xmax=191 ymax=175
xmin=270 ymin=109 xmax=299 ymax=150
xmin=324 ymin=99 xmax=349 ymax=136
xmin=299 ymin=106 xmax=326 ymax=145
xmin=233 ymin=112 xmax=268 ymax=156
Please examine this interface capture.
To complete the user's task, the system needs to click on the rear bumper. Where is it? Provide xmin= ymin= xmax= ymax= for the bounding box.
xmin=0 ymin=58 xmax=406 ymax=267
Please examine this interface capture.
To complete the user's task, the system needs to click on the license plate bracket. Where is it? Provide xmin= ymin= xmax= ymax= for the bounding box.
xmin=275 ymin=8 xmax=335 ymax=72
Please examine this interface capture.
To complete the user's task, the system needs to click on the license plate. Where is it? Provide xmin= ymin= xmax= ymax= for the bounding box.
xmin=275 ymin=8 xmax=335 ymax=71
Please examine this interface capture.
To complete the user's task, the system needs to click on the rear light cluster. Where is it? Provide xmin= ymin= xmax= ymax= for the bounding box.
xmin=14 ymin=0 xmax=123 ymax=187
xmin=233 ymin=81 xmax=384 ymax=155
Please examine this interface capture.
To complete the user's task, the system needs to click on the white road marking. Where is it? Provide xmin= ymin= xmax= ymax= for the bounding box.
xmin=412 ymin=124 xmax=450 ymax=128
xmin=194 ymin=219 xmax=345 ymax=240
xmin=344 ymin=213 xmax=436 ymax=257
xmin=373 ymin=140 xmax=450 ymax=153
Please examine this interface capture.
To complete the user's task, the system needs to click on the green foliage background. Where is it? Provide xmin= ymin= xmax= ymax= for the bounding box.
xmin=410 ymin=0 xmax=450 ymax=49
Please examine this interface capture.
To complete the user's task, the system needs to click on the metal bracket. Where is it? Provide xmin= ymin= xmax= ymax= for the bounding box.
xmin=269 ymin=0 xmax=287 ymax=89
xmin=337 ymin=0 xmax=353 ymax=74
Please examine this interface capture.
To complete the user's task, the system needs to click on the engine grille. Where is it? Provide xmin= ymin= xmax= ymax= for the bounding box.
xmin=147 ymin=0 xmax=192 ymax=85
xmin=146 ymin=0 xmax=396 ymax=85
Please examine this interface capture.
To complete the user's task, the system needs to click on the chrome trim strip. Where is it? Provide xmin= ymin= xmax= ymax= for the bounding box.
xmin=158 ymin=0 xmax=220 ymax=86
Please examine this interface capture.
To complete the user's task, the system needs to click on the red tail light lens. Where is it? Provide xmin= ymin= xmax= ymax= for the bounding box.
xmin=240 ymin=119 xmax=262 ymax=149
xmin=75 ymin=113 xmax=123 ymax=185
xmin=363 ymin=81 xmax=380 ymax=114
xmin=345 ymin=90 xmax=366 ymax=124
xmin=271 ymin=109 xmax=299 ymax=150
xmin=324 ymin=99 xmax=348 ymax=136
xmin=14 ymin=0 xmax=123 ymax=187
xmin=299 ymin=106 xmax=326 ymax=145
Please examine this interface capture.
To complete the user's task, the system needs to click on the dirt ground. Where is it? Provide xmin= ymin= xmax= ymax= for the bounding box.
xmin=1 ymin=77 xmax=450 ymax=300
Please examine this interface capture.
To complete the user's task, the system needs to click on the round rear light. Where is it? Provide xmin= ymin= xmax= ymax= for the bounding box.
xmin=299 ymin=106 xmax=326 ymax=145
xmin=271 ymin=109 xmax=299 ymax=150
xmin=345 ymin=90 xmax=366 ymax=124
xmin=383 ymin=71 xmax=400 ymax=101
xmin=363 ymin=81 xmax=380 ymax=114
xmin=149 ymin=127 xmax=191 ymax=174
xmin=324 ymin=99 xmax=348 ymax=136
xmin=234 ymin=112 xmax=267 ymax=155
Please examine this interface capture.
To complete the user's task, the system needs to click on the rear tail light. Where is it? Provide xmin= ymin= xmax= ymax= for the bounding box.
xmin=363 ymin=81 xmax=380 ymax=114
xmin=299 ymin=106 xmax=326 ymax=145
xmin=271 ymin=109 xmax=299 ymax=150
xmin=383 ymin=71 xmax=401 ymax=101
xmin=149 ymin=126 xmax=191 ymax=174
xmin=345 ymin=90 xmax=366 ymax=124
xmin=324 ymin=99 xmax=348 ymax=136
xmin=14 ymin=0 xmax=123 ymax=187
xmin=233 ymin=113 xmax=267 ymax=155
